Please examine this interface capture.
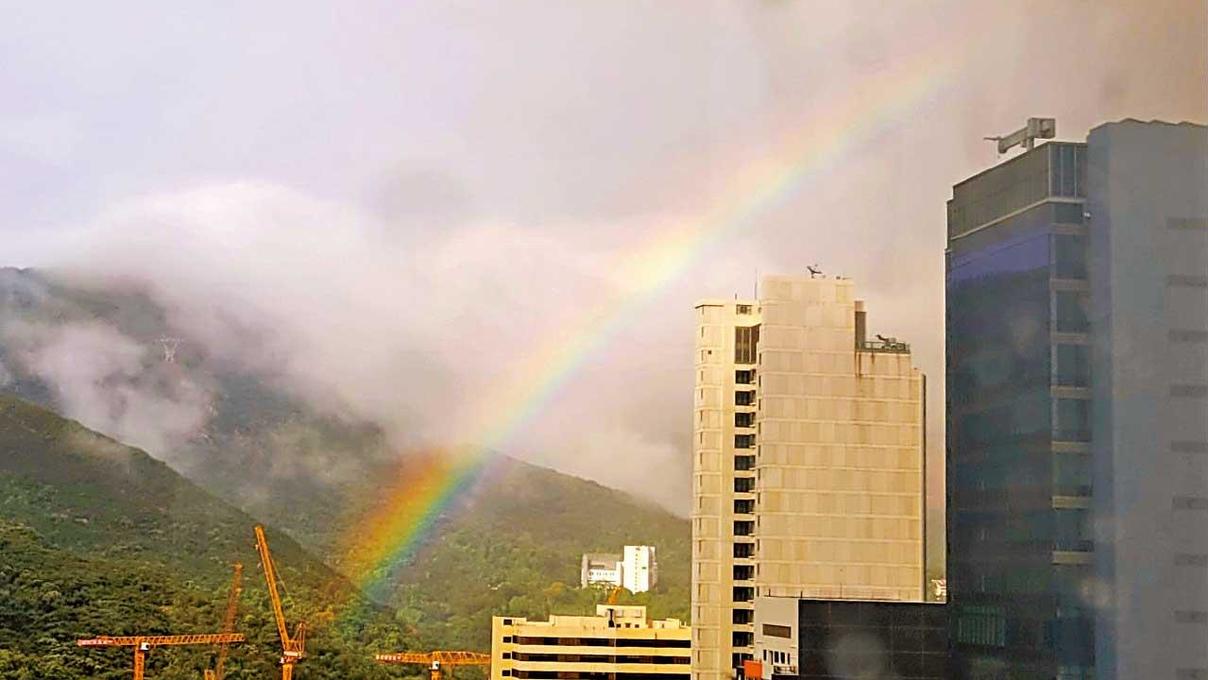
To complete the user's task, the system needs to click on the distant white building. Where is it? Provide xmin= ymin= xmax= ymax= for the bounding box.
xmin=622 ymin=545 xmax=657 ymax=593
xmin=580 ymin=553 xmax=622 ymax=588
xmin=581 ymin=546 xmax=658 ymax=593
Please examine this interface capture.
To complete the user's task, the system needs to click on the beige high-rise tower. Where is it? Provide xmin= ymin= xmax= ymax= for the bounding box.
xmin=692 ymin=274 xmax=925 ymax=680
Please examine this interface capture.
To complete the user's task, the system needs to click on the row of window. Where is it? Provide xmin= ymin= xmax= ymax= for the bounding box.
xmin=506 ymin=654 xmax=689 ymax=664
xmin=762 ymin=649 xmax=792 ymax=666
xmin=506 ymin=638 xmax=690 ymax=648
xmin=503 ymin=673 xmax=689 ymax=679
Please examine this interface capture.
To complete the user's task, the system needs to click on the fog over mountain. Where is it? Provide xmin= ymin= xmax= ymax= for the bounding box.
xmin=2 ymin=0 xmax=1204 ymax=514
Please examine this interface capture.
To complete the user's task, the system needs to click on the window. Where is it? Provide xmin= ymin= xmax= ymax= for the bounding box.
xmin=734 ymin=520 xmax=754 ymax=536
xmin=733 ymin=542 xmax=754 ymax=558
xmin=733 ymin=565 xmax=753 ymax=580
xmin=1174 ymin=496 xmax=1208 ymax=511
xmin=1054 ymin=399 xmax=1090 ymax=442
xmin=734 ymin=477 xmax=754 ymax=492
xmin=733 ymin=609 xmax=753 ymax=624
xmin=734 ymin=499 xmax=754 ymax=514
xmin=1173 ymin=384 xmax=1208 ymax=398
xmin=1053 ymin=454 xmax=1091 ymax=496
xmin=1054 ymin=234 xmax=1087 ymax=279
xmin=735 ymin=326 xmax=759 ymax=364
xmin=734 ymin=455 xmax=754 ymax=470
xmin=735 ymin=369 xmax=754 ymax=384
xmin=734 ymin=434 xmax=755 ymax=449
xmin=1055 ymin=291 xmax=1090 ymax=333
xmin=763 ymin=624 xmax=792 ymax=639
xmin=735 ymin=412 xmax=754 ymax=428
xmin=1175 ymin=554 xmax=1208 ymax=567
xmin=736 ymin=304 xmax=752 ymax=314
xmin=1055 ymin=344 xmax=1090 ymax=387
xmin=735 ymin=390 xmax=755 ymax=406
xmin=1050 ymin=144 xmax=1085 ymax=197
xmin=1175 ymin=611 xmax=1208 ymax=624
xmin=956 ymin=606 xmax=1006 ymax=647
xmin=1054 ymin=508 xmax=1092 ymax=551
xmin=732 ymin=587 xmax=754 ymax=603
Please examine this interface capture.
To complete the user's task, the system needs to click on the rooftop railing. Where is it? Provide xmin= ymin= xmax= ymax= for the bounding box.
xmin=858 ymin=338 xmax=910 ymax=354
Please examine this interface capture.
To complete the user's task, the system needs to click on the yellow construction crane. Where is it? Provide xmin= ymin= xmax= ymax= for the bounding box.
xmin=204 ymin=563 xmax=243 ymax=680
xmin=77 ymin=634 xmax=245 ymax=680
xmin=254 ymin=525 xmax=307 ymax=680
xmin=607 ymin=585 xmax=623 ymax=605
xmin=375 ymin=650 xmax=492 ymax=680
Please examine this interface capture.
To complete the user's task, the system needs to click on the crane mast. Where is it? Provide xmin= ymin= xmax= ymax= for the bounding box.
xmin=205 ymin=562 xmax=243 ymax=680
xmin=254 ymin=524 xmax=306 ymax=680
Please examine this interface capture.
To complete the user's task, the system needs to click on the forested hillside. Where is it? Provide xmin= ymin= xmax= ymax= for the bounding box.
xmin=0 ymin=394 xmax=406 ymax=679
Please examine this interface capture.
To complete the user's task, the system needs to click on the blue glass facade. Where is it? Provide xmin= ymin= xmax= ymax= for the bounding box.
xmin=947 ymin=143 xmax=1095 ymax=679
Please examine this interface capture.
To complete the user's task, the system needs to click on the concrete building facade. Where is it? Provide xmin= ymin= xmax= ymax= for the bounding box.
xmin=946 ymin=119 xmax=1208 ymax=679
xmin=490 ymin=605 xmax=690 ymax=680
xmin=1086 ymin=120 xmax=1208 ymax=680
xmin=693 ymin=275 xmax=926 ymax=680
xmin=581 ymin=553 xmax=623 ymax=589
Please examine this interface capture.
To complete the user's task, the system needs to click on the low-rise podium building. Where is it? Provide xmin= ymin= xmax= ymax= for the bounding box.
xmin=491 ymin=605 xmax=690 ymax=680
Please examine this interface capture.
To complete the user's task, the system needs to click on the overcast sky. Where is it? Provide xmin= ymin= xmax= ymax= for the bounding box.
xmin=2 ymin=0 xmax=1205 ymax=512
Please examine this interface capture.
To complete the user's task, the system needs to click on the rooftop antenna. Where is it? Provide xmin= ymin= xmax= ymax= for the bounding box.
xmin=807 ymin=265 xmax=822 ymax=279
xmin=157 ymin=337 xmax=182 ymax=363
xmin=985 ymin=117 xmax=1056 ymax=155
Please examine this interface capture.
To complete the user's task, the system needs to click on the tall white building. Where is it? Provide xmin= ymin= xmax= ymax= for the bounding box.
xmin=692 ymin=274 xmax=926 ymax=680
xmin=623 ymin=545 xmax=658 ymax=593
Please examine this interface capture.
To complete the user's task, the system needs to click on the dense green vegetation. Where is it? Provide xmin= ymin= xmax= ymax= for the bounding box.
xmin=0 ymin=395 xmax=407 ymax=679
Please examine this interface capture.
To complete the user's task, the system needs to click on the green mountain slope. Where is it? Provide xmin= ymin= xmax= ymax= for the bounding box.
xmin=364 ymin=458 xmax=691 ymax=650
xmin=0 ymin=267 xmax=691 ymax=654
xmin=0 ymin=394 xmax=405 ymax=679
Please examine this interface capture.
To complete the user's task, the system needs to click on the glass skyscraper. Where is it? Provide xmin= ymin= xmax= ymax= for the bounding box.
xmin=946 ymin=120 xmax=1208 ymax=679
xmin=947 ymin=140 xmax=1094 ymax=679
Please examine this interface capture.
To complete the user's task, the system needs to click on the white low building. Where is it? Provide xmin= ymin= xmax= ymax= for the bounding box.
xmin=581 ymin=546 xmax=659 ymax=593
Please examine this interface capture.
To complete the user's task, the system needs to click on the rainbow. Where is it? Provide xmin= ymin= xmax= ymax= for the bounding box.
xmin=341 ymin=45 xmax=957 ymax=600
